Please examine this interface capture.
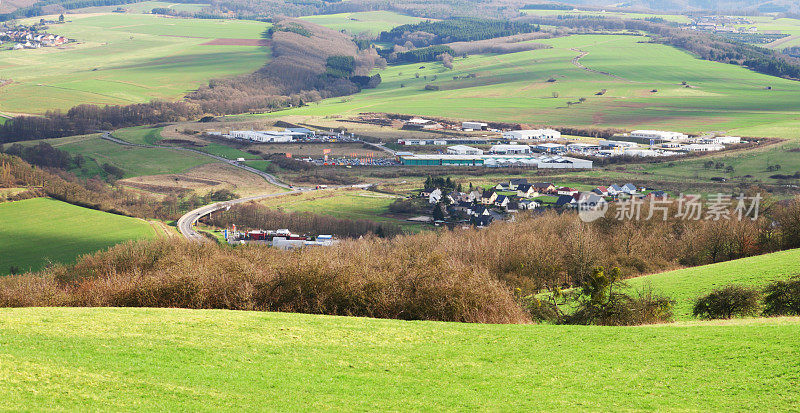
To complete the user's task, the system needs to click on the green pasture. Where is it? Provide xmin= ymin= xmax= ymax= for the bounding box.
xmin=1 ymin=14 xmax=270 ymax=113
xmin=300 ymin=11 xmax=428 ymax=35
xmin=0 ymin=306 xmax=797 ymax=410
xmin=261 ymin=189 xmax=421 ymax=229
xmin=71 ymin=1 xmax=210 ymax=14
xmin=112 ymin=125 xmax=164 ymax=145
xmin=627 ymin=248 xmax=800 ymax=320
xmin=0 ymin=198 xmax=157 ymax=274
xmin=43 ymin=134 xmax=213 ymax=178
xmin=258 ymin=34 xmax=800 ymax=138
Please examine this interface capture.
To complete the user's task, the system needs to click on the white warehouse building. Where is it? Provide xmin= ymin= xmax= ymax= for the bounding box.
xmin=502 ymin=129 xmax=562 ymax=141
xmin=630 ymin=130 xmax=689 ymax=141
xmin=447 ymin=145 xmax=484 ymax=155
xmin=490 ymin=144 xmax=531 ymax=155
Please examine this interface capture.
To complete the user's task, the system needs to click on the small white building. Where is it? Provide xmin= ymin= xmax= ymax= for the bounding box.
xmin=567 ymin=142 xmax=600 ymax=152
xmin=681 ymin=144 xmax=724 ymax=152
xmin=447 ymin=145 xmax=484 ymax=155
xmin=490 ymin=144 xmax=531 ymax=155
xmin=699 ymin=136 xmax=741 ymax=145
xmin=502 ymin=129 xmax=562 ymax=141
xmin=630 ymin=130 xmax=688 ymax=142
xmin=461 ymin=121 xmax=488 ymax=131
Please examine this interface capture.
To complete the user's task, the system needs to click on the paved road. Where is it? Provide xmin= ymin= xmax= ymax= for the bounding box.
xmin=100 ymin=131 xmax=306 ymax=241
xmin=176 ymin=190 xmax=302 ymax=242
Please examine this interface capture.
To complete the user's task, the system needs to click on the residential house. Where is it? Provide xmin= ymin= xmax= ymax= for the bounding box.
xmin=622 ymin=183 xmax=638 ymax=194
xmin=608 ymin=184 xmax=623 ymax=196
xmin=592 ymin=186 xmax=609 ymax=196
xmin=516 ymin=184 xmax=538 ymax=198
xmin=468 ymin=190 xmax=482 ymax=203
xmin=577 ymin=193 xmax=607 ymax=210
xmin=494 ymin=195 xmax=510 ymax=208
xmin=647 ymin=190 xmax=668 ymax=199
xmin=481 ymin=190 xmax=497 ymax=205
xmin=531 ymin=182 xmax=556 ymax=194
xmin=557 ymin=187 xmax=579 ymax=196
xmin=509 ymin=178 xmax=528 ymax=190
xmin=519 ymin=199 xmax=540 ymax=210
xmin=555 ymin=194 xmax=576 ymax=207
xmin=428 ymin=188 xmax=442 ymax=204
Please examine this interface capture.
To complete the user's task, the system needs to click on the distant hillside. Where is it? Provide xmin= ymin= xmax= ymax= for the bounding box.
xmin=568 ymin=0 xmax=800 ymax=14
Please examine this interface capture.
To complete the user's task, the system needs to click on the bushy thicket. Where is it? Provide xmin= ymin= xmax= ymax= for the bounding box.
xmin=763 ymin=277 xmax=800 ymax=316
xmin=4 ymin=197 xmax=800 ymax=323
xmin=1 ymin=142 xmax=84 ymax=170
xmin=692 ymin=285 xmax=761 ymax=319
xmin=204 ymin=201 xmax=404 ymax=238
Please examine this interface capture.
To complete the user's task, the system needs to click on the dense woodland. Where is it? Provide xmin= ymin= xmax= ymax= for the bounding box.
xmin=379 ymin=18 xmax=541 ymax=47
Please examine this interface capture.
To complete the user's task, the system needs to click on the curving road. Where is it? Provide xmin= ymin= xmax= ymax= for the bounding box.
xmin=176 ymin=190 xmax=303 ymax=242
xmin=100 ymin=131 xmax=307 ymax=241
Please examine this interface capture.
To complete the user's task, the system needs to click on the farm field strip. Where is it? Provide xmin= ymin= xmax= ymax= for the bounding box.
xmin=1 ymin=14 xmax=271 ymax=113
xmin=257 ymin=34 xmax=800 ymax=138
xmin=0 ymin=307 xmax=797 ymax=410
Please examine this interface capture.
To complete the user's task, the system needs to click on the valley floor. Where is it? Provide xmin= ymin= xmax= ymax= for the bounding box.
xmin=0 ymin=307 xmax=798 ymax=411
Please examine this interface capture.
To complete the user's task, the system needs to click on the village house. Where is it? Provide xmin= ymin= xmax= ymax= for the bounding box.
xmin=481 ymin=190 xmax=498 ymax=205
xmin=557 ymin=187 xmax=579 ymax=196
xmin=531 ymin=182 xmax=557 ymax=194
xmin=494 ymin=195 xmax=510 ymax=208
xmin=516 ymin=184 xmax=538 ymax=198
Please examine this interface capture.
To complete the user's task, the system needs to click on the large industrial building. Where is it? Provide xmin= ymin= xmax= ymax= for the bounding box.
xmin=447 ymin=145 xmax=485 ymax=155
xmin=629 ymin=130 xmax=689 ymax=142
xmin=502 ymin=129 xmax=562 ymax=141
xmin=228 ymin=130 xmax=308 ymax=142
xmin=490 ymin=144 xmax=531 ymax=154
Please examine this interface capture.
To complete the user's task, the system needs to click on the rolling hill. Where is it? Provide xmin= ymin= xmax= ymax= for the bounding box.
xmin=0 ymin=197 xmax=158 ymax=274
xmin=0 ymin=306 xmax=797 ymax=410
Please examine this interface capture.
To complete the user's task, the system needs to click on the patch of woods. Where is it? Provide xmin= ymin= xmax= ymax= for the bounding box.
xmin=204 ymin=202 xmax=404 ymax=239
xmin=0 ymin=19 xmax=384 ymax=143
xmin=520 ymin=14 xmax=800 ymax=80
xmin=0 ymin=153 xmax=230 ymax=220
xmin=3 ymin=195 xmax=800 ymax=325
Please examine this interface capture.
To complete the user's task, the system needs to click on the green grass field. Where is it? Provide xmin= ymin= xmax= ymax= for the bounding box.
xmin=627 ymin=248 xmax=800 ymax=320
xmin=0 ymin=307 xmax=797 ymax=410
xmin=24 ymin=133 xmax=215 ymax=178
xmin=260 ymin=189 xmax=423 ymax=230
xmin=260 ymin=34 xmax=800 ymax=138
xmin=1 ymin=13 xmax=270 ymax=113
xmin=112 ymin=125 xmax=165 ymax=145
xmin=299 ymin=11 xmax=428 ymax=35
xmin=0 ymin=198 xmax=157 ymax=274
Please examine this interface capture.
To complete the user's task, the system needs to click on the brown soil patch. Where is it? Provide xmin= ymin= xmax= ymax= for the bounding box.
xmin=201 ymin=38 xmax=270 ymax=46
xmin=120 ymin=163 xmax=277 ymax=196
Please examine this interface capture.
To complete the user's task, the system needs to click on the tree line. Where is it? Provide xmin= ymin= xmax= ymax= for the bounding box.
xmin=379 ymin=18 xmax=541 ymax=47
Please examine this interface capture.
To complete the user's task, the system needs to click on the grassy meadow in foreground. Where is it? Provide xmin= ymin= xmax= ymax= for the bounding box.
xmin=0 ymin=198 xmax=157 ymax=274
xmin=262 ymin=34 xmax=800 ymax=138
xmin=1 ymin=13 xmax=270 ymax=113
xmin=0 ymin=307 xmax=797 ymax=410
xmin=627 ymin=248 xmax=800 ymax=320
